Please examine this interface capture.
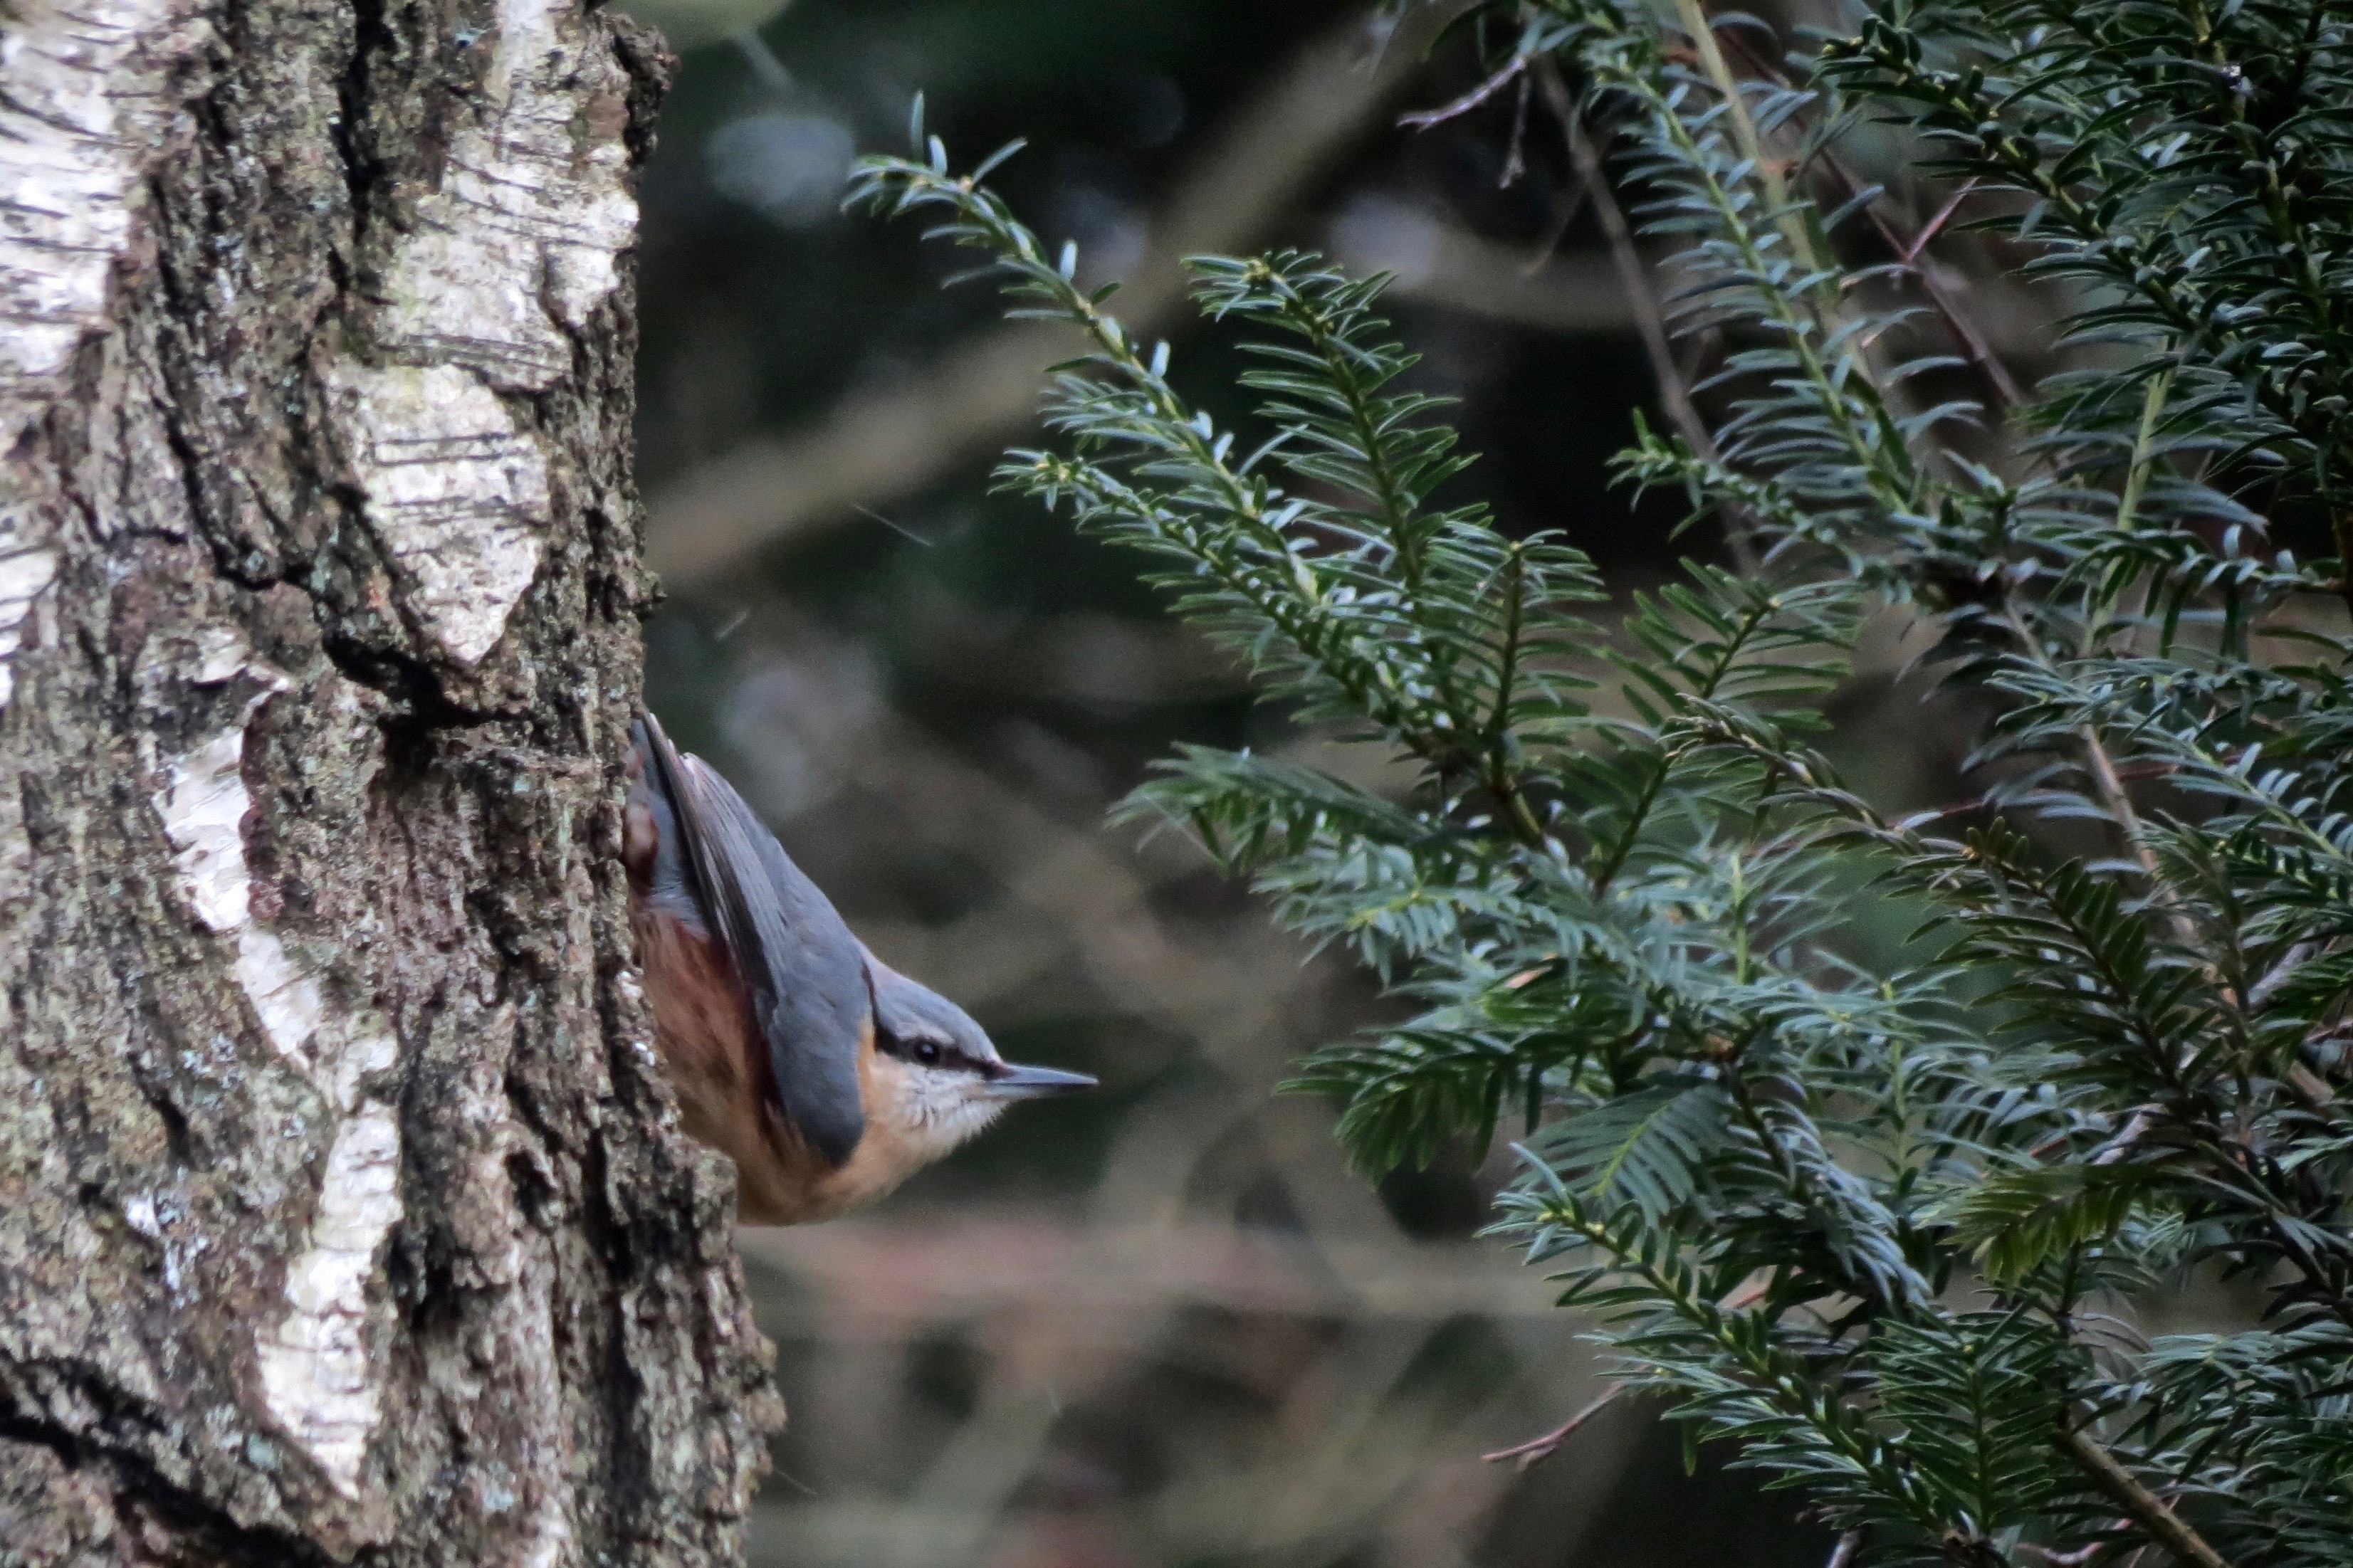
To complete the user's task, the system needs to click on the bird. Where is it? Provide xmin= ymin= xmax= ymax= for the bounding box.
xmin=622 ymin=712 xmax=1095 ymax=1224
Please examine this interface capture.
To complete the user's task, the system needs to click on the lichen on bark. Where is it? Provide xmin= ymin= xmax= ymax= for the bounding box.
xmin=0 ymin=0 xmax=780 ymax=1560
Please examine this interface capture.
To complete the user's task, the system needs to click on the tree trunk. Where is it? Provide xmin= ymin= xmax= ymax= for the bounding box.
xmin=0 ymin=0 xmax=780 ymax=1562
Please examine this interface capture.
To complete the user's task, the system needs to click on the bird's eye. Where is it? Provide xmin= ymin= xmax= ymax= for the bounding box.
xmin=911 ymin=1039 xmax=942 ymax=1066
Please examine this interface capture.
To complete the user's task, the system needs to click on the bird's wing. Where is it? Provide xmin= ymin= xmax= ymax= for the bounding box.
xmin=633 ymin=715 xmax=869 ymax=1167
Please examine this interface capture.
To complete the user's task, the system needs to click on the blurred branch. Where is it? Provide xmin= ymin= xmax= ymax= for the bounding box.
xmin=649 ymin=8 xmax=1464 ymax=588
xmin=1482 ymin=1385 xmax=1623 ymax=1468
xmin=746 ymin=1206 xmax=1597 ymax=1568
xmin=1874 ymin=179 xmax=2025 ymax=411
xmin=889 ymin=1384 xmax=1059 ymax=1568
xmin=1342 ymin=227 xmax=1633 ymax=335
xmin=1398 ymin=53 xmax=1527 ymax=130
xmin=2018 ymin=1542 xmax=2106 ymax=1568
xmin=1529 ymin=59 xmax=1761 ymax=574
xmin=753 ymin=1307 xmax=1581 ymax=1568
xmin=740 ymin=1213 xmax=1566 ymax=1333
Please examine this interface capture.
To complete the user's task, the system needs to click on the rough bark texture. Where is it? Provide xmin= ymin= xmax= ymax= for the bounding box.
xmin=0 ymin=0 xmax=781 ymax=1562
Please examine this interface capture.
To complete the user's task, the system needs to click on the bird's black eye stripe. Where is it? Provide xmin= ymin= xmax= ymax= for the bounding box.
xmin=882 ymin=1032 xmax=965 ymax=1069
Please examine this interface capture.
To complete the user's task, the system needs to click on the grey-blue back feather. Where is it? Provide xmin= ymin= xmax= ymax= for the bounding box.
xmin=633 ymin=716 xmax=869 ymax=1166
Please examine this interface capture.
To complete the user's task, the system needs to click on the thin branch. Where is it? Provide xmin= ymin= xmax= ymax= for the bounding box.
xmin=2333 ymin=506 xmax=2353 ymax=619
xmin=2018 ymin=1540 xmax=2111 ymax=1568
xmin=2055 ymin=1420 xmax=2238 ymax=1568
xmin=1399 ymin=52 xmax=1528 ymax=130
xmin=731 ymin=28 xmax=794 ymax=94
xmin=2112 ymin=367 xmax=2173 ymax=537
xmin=2287 ymin=1061 xmax=2339 ymax=1110
xmin=1482 ymin=1384 xmax=1626 ymax=1468
xmin=1860 ymin=186 xmax=2027 ymax=410
xmin=1531 ymin=58 xmax=1761 ymax=574
xmin=1717 ymin=30 xmax=2026 ymax=409
xmin=1902 ymin=179 xmax=1979 ymax=264
xmin=1669 ymin=0 xmax=1824 ymax=280
xmin=1499 ymin=67 xmax=1534 ymax=187
xmin=2080 ymin=720 xmax=2166 ymax=886
xmin=1480 ymin=1273 xmax=1779 ymax=1469
xmin=1999 ymin=601 xmax=2169 ymax=888
xmin=1825 ymin=1530 xmax=1864 ymax=1568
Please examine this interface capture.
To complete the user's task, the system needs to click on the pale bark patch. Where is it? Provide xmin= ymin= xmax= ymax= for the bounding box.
xmin=254 ymin=1096 xmax=405 ymax=1497
xmin=159 ymin=723 xmax=275 ymax=935
xmin=372 ymin=0 xmax=636 ymax=389
xmin=149 ymin=633 xmax=327 ymax=1059
xmin=325 ymin=363 xmax=552 ymax=667
xmin=0 ymin=0 xmax=212 ymax=708
xmin=0 ymin=517 xmax=58 ymax=710
xmin=0 ymin=0 xmax=211 ymax=430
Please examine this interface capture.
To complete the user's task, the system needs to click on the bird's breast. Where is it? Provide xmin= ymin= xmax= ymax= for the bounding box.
xmin=627 ymin=900 xmax=816 ymax=1218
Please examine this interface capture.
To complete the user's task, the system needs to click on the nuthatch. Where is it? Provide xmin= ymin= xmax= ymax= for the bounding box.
xmin=623 ymin=714 xmax=1094 ymax=1224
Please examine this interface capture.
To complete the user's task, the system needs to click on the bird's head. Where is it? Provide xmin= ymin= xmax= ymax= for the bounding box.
xmin=859 ymin=945 xmax=1095 ymax=1162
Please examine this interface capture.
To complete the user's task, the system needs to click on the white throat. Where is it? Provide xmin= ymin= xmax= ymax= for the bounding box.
xmin=890 ymin=1062 xmax=1009 ymax=1159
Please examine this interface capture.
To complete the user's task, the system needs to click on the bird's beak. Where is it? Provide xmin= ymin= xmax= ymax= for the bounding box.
xmin=983 ymin=1062 xmax=1098 ymax=1100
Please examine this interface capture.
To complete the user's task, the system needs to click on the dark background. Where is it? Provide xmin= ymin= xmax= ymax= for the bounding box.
xmin=623 ymin=2 xmax=1923 ymax=1562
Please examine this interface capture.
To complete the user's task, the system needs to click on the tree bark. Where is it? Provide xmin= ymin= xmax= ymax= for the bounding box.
xmin=0 ymin=0 xmax=780 ymax=1562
